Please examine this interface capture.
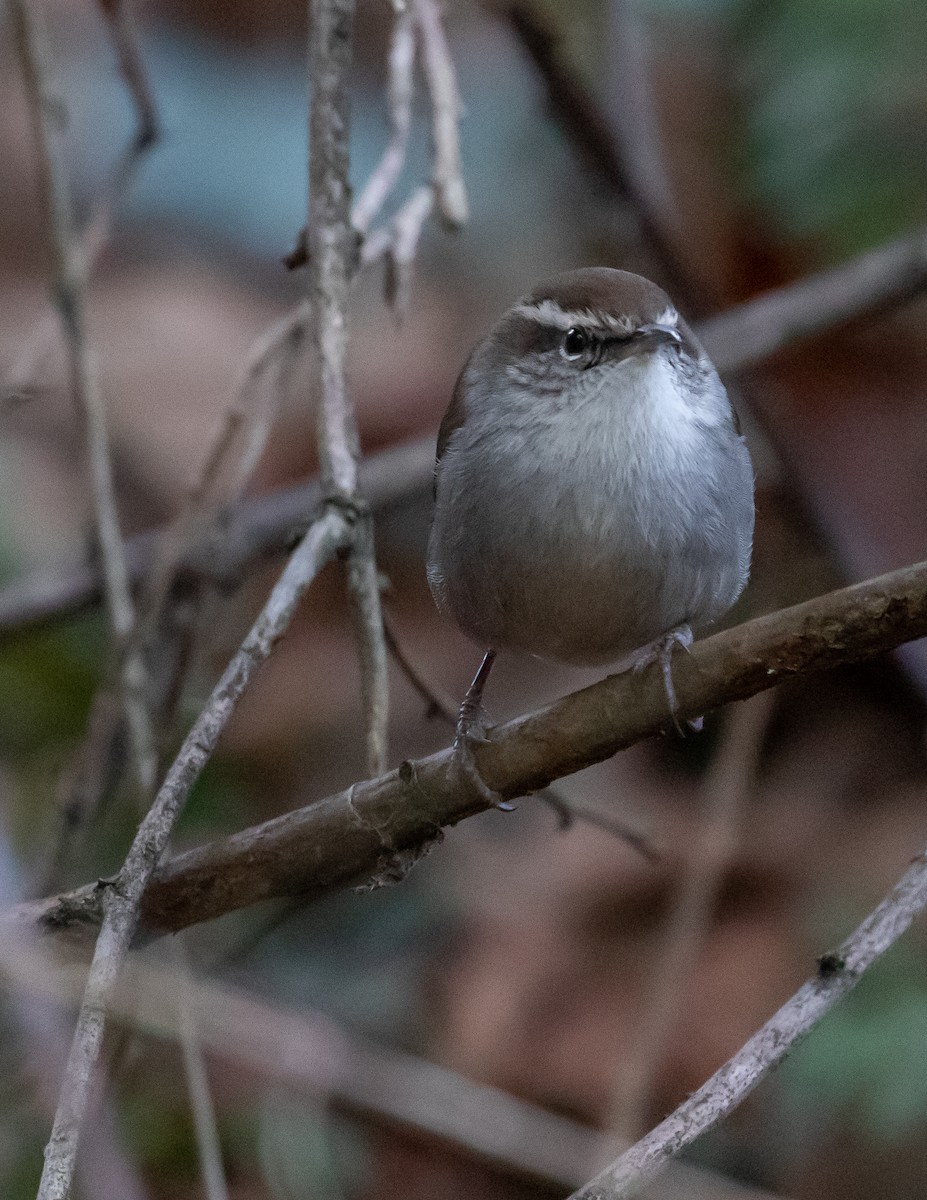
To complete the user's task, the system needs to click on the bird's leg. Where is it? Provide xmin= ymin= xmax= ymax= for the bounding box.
xmin=453 ymin=650 xmax=514 ymax=811
xmin=630 ymin=623 xmax=698 ymax=735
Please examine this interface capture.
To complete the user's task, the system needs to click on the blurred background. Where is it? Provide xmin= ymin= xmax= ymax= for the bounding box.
xmin=2 ymin=0 xmax=927 ymax=1196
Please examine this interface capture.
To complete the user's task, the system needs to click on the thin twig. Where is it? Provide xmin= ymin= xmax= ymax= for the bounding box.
xmin=171 ymin=939 xmax=229 ymax=1200
xmin=352 ymin=4 xmax=417 ymax=235
xmin=498 ymin=0 xmax=695 ymax=309
xmin=12 ymin=0 xmax=157 ymax=804
xmin=701 ymin=226 xmax=927 ymax=373
xmin=33 ymin=508 xmax=351 ymax=1200
xmin=308 ymin=0 xmax=389 ymax=777
xmin=0 ymin=806 xmax=150 ymax=1200
xmin=96 ymin=0 xmax=159 ymax=149
xmin=16 ymin=557 xmax=927 ymax=944
xmin=383 ymin=608 xmax=458 ymax=722
xmin=609 ymin=691 xmax=776 ymax=1137
xmin=604 ymin=0 xmax=680 ymax=247
xmin=383 ymin=184 xmax=435 ymax=315
xmin=2 ymin=0 xmax=159 ymax=411
xmin=568 ymin=841 xmax=927 ymax=1198
xmin=414 ymin=0 xmax=469 ymax=228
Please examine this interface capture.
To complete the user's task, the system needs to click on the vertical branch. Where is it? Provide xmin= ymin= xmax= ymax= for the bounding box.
xmin=308 ymin=0 xmax=389 ymax=775
xmin=96 ymin=0 xmax=159 ymax=150
xmin=414 ymin=0 xmax=469 ymax=228
xmin=172 ymin=939 xmax=230 ymax=1200
xmin=351 ymin=3 xmax=416 ymax=236
xmin=11 ymin=0 xmax=156 ymax=795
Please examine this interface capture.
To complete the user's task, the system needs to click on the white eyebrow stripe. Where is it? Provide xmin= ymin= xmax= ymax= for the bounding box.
xmin=513 ymin=299 xmax=679 ymax=335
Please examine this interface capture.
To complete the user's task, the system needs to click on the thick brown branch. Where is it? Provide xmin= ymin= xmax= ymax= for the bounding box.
xmin=15 ymin=559 xmax=927 ymax=944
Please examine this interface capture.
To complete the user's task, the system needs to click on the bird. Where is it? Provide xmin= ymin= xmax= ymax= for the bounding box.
xmin=427 ymin=267 xmax=754 ymax=805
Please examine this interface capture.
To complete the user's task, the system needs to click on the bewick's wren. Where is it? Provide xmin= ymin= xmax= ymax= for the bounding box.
xmin=428 ymin=268 xmax=754 ymax=803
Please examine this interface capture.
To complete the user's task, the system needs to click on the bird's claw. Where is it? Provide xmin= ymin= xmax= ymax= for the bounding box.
xmin=453 ymin=713 xmax=514 ymax=812
xmin=631 ymin=624 xmax=700 ymax=735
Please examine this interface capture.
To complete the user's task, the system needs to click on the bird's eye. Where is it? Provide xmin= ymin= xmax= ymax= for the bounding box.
xmin=562 ymin=327 xmax=589 ymax=359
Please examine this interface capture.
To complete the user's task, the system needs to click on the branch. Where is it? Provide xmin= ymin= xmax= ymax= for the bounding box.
xmin=351 ymin=3 xmax=416 ymax=236
xmin=568 ymin=839 xmax=927 ymax=1198
xmin=32 ymin=508 xmax=351 ymax=1199
xmin=12 ymin=0 xmax=157 ymax=803
xmin=701 ymin=226 xmax=927 ymax=372
xmin=15 ymin=558 xmax=927 ymax=943
xmin=414 ymin=0 xmax=469 ymax=228
xmin=498 ymin=0 xmax=694 ymax=307
xmin=3 ymin=0 xmax=158 ymax=411
xmin=308 ymin=0 xmax=389 ymax=776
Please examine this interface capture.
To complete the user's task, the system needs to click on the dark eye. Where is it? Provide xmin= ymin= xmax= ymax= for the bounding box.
xmin=562 ymin=327 xmax=589 ymax=359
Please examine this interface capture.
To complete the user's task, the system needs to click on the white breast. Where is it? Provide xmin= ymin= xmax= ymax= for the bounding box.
xmin=429 ymin=350 xmax=752 ymax=665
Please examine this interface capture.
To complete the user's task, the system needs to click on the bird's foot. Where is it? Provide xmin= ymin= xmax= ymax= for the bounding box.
xmin=630 ymin=624 xmax=701 ymax=735
xmin=453 ymin=706 xmax=515 ymax=812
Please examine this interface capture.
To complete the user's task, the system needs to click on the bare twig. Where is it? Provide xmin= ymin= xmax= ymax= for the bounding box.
xmin=384 ymin=609 xmax=656 ymax=857
xmin=12 ymin=0 xmax=157 ymax=804
xmin=414 ymin=0 xmax=469 ymax=228
xmin=96 ymin=0 xmax=159 ymax=149
xmin=568 ymin=840 xmax=927 ymax=1198
xmin=701 ymin=226 xmax=927 ymax=373
xmin=137 ymin=302 xmax=311 ymax=638
xmin=383 ymin=184 xmax=435 ymax=315
xmin=383 ymin=608 xmax=458 ymax=722
xmin=171 ymin=939 xmax=229 ymax=1200
xmin=308 ymin=0 xmax=389 ymax=777
xmin=0 ymin=805 xmax=150 ymax=1200
xmin=15 ymin=557 xmax=927 ymax=944
xmin=2 ymin=0 xmax=158 ymax=411
xmin=609 ymin=692 xmax=776 ymax=1137
xmin=498 ymin=0 xmax=695 ymax=308
xmin=33 ymin=508 xmax=351 ymax=1200
xmin=352 ymin=4 xmax=417 ymax=235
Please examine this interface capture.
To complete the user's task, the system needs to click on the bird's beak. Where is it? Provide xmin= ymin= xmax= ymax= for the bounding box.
xmin=634 ymin=323 xmax=682 ymax=348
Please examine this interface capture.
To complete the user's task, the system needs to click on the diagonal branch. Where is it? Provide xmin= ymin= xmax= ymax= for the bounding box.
xmin=701 ymin=226 xmax=927 ymax=372
xmin=1 ymin=934 xmax=783 ymax=1200
xmin=32 ymin=508 xmax=351 ymax=1200
xmin=567 ymin=839 xmax=927 ymax=1199
xmin=14 ymin=558 xmax=927 ymax=945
